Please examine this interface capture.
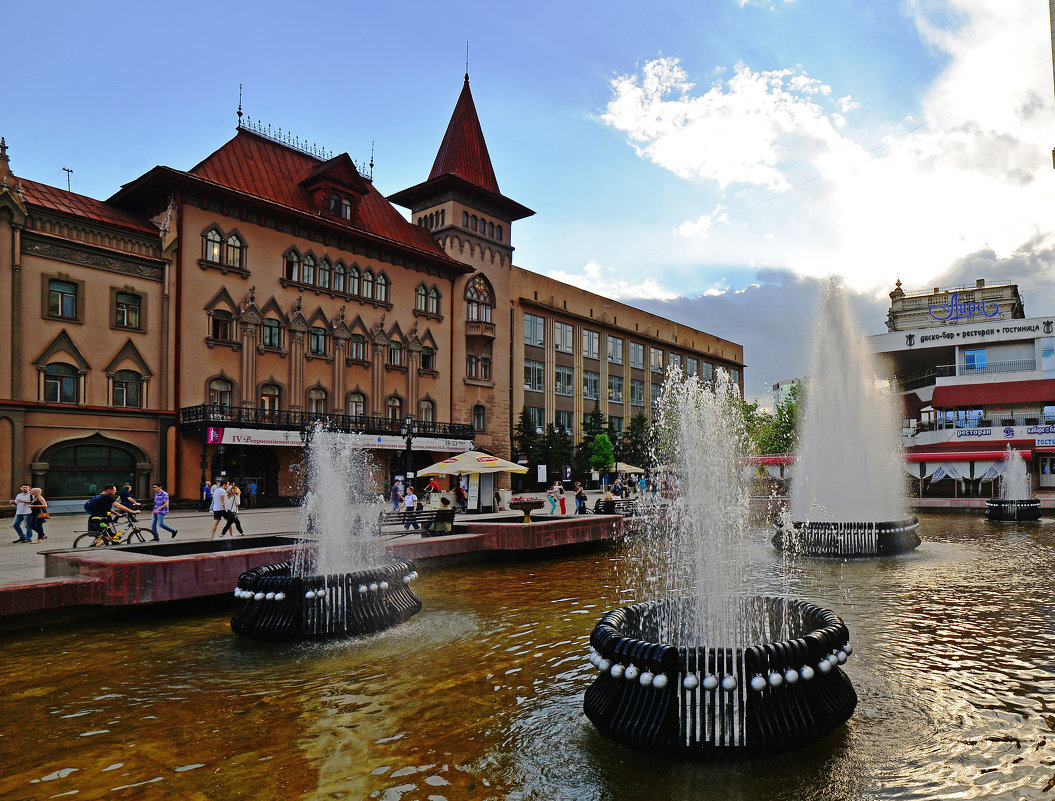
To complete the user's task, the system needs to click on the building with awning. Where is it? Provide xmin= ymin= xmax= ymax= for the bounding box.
xmin=870 ymin=279 xmax=1055 ymax=496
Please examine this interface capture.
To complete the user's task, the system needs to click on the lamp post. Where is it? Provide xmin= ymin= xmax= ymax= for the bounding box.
xmin=400 ymin=414 xmax=417 ymax=489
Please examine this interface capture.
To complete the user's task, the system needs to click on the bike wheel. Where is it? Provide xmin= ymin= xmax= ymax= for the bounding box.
xmin=127 ymin=526 xmax=147 ymax=543
xmin=73 ymin=532 xmax=102 ymax=548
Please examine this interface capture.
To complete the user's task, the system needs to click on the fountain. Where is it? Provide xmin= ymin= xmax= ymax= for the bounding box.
xmin=985 ymin=447 xmax=1040 ymax=521
xmin=773 ymin=281 xmax=920 ymax=556
xmin=583 ymin=370 xmax=857 ymax=758
xmin=231 ymin=428 xmax=422 ymax=641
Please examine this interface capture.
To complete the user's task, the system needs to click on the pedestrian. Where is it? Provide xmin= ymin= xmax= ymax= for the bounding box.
xmin=454 ymin=483 xmax=467 ymax=513
xmin=547 ymin=482 xmax=559 ymax=514
xmin=210 ymin=479 xmax=229 ymax=538
xmin=247 ymin=480 xmax=258 ymax=509
xmin=198 ymin=480 xmax=211 ymax=512
xmin=402 ymin=486 xmax=420 ymax=530
xmin=574 ymin=482 xmax=588 ymax=514
xmin=425 ymin=476 xmax=440 ymax=504
xmin=9 ymin=483 xmax=33 ymax=543
xmin=390 ymin=479 xmax=404 ymax=513
xmin=221 ymin=483 xmax=244 ymax=536
xmin=557 ymin=482 xmax=567 ymax=515
xmin=150 ymin=482 xmax=178 ymax=541
xmin=29 ymin=487 xmax=49 ymax=542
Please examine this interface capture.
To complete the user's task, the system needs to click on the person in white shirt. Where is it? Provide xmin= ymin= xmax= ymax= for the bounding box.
xmin=210 ymin=479 xmax=229 ymax=538
xmin=9 ymin=484 xmax=33 ymax=543
xmin=220 ymin=484 xmax=244 ymax=536
xmin=402 ymin=487 xmax=420 ymax=530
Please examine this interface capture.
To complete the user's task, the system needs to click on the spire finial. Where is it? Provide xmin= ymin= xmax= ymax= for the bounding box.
xmin=369 ymin=140 xmax=375 ymax=180
xmin=237 ymin=84 xmax=243 ymax=126
xmin=465 ymin=42 xmax=469 ymax=82
xmin=0 ymin=137 xmax=7 ymax=162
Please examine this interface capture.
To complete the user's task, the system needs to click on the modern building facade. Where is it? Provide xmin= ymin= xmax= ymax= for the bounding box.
xmin=871 ymin=279 xmax=1055 ymax=493
xmin=0 ymin=76 xmax=744 ymax=504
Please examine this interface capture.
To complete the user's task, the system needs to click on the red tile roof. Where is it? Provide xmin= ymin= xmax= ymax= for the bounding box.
xmin=19 ymin=178 xmax=159 ymax=235
xmin=189 ymin=130 xmax=450 ymax=260
xmin=428 ymin=76 xmax=500 ymax=194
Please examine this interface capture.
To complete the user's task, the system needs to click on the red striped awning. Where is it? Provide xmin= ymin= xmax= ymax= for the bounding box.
xmin=931 ymin=379 xmax=1055 ymax=408
xmin=905 ymin=450 xmax=1031 ymax=462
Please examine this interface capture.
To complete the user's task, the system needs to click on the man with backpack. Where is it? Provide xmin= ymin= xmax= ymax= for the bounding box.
xmin=84 ymin=484 xmax=135 ymax=545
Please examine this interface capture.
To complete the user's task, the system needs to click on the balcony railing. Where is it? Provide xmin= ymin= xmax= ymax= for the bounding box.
xmin=180 ymin=404 xmax=475 ymax=440
xmin=957 ymin=358 xmax=1036 ymax=376
xmin=465 ymin=321 xmax=496 ymax=339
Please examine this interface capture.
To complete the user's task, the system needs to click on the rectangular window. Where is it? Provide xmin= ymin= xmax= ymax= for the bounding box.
xmin=466 ymin=355 xmax=478 ymax=378
xmin=480 ymin=357 xmax=492 ymax=380
xmin=700 ymin=362 xmax=714 ymax=382
xmin=607 ymin=336 xmax=623 ymax=365
xmin=629 ymin=342 xmax=644 ymax=369
xmin=262 ymin=320 xmax=282 ymax=348
xmin=650 ymin=347 xmax=664 ymax=373
xmin=630 ymin=379 xmax=644 ymax=406
xmin=670 ymin=353 xmax=682 ymax=370
xmin=524 ymin=359 xmax=545 ymax=392
xmin=651 ymin=382 xmax=662 ymax=403
xmin=555 ymin=409 xmax=574 ymax=433
xmin=526 ymin=406 xmax=545 ymax=430
xmin=964 ymin=348 xmax=987 ymax=371
xmin=608 ymin=415 xmax=623 ymax=432
xmin=1043 ymin=338 xmax=1055 ymax=375
xmin=421 ymin=347 xmax=435 ymax=371
xmin=48 ymin=280 xmax=77 ymax=318
xmin=583 ymin=370 xmax=600 ymax=400
xmin=310 ymin=328 xmax=328 ymax=355
xmin=608 ymin=375 xmax=624 ymax=403
xmin=524 ymin=313 xmax=545 ymax=347
xmin=729 ymin=368 xmax=740 ymax=385
xmin=583 ymin=329 xmax=599 ymax=359
xmin=115 ymin=292 xmax=140 ymax=328
xmin=687 ymin=357 xmax=698 ymax=377
xmin=555 ymin=364 xmax=574 ymax=396
xmin=211 ymin=312 xmax=233 ymax=341
xmin=555 ymin=321 xmax=574 ymax=353
xmin=388 ymin=343 xmax=402 ymax=365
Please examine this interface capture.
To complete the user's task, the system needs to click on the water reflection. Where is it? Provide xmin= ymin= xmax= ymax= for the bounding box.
xmin=3 ymin=512 xmax=1055 ymax=799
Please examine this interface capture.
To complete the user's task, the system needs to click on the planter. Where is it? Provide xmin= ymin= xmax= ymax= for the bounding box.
xmin=509 ymin=499 xmax=545 ymax=523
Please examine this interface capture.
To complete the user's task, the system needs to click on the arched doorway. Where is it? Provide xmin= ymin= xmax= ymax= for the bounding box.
xmin=37 ymin=434 xmax=149 ymax=499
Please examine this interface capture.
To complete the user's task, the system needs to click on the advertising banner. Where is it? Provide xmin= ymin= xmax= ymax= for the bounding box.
xmin=206 ymin=427 xmax=471 ymax=452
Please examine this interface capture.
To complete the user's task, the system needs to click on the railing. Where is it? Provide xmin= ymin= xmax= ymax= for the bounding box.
xmin=900 ymin=365 xmax=955 ymax=391
xmin=957 ymin=358 xmax=1036 ymax=375
xmin=911 ymin=416 xmax=1054 ymax=434
xmin=465 ymin=321 xmax=496 ymax=338
xmin=179 ymin=405 xmax=475 ymax=439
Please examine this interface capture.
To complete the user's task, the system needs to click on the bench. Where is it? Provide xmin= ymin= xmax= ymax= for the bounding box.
xmin=593 ymin=498 xmax=641 ymax=517
xmin=378 ymin=508 xmax=456 ymax=536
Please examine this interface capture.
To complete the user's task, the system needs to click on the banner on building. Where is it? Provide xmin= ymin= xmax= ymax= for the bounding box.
xmin=206 ymin=427 xmax=471 ymax=452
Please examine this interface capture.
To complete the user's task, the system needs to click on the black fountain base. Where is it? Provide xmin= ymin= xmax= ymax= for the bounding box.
xmin=230 ymin=557 xmax=421 ymax=642
xmin=985 ymin=498 xmax=1041 ymax=522
xmin=772 ymin=518 xmax=920 ymax=557
xmin=584 ymin=596 xmax=857 ymax=759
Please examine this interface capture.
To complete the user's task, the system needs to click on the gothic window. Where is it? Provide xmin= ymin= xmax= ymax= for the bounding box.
xmin=260 ymin=384 xmax=280 ymax=412
xmin=202 ymin=228 xmax=222 ymax=262
xmin=348 ymin=265 xmax=360 ymax=296
xmin=428 ymin=287 xmax=440 ymax=314
xmin=44 ymin=363 xmax=78 ymax=404
xmin=225 ymin=233 xmax=245 ymax=269
xmin=333 ymin=262 xmax=346 ymax=293
xmin=418 ymin=399 xmax=434 ymax=422
xmin=284 ymin=249 xmax=301 ymax=281
xmin=386 ymin=396 xmax=402 ymax=420
xmin=307 ymin=388 xmax=327 ymax=414
xmin=375 ymin=274 xmax=389 ymax=303
xmin=462 ymin=211 xmax=469 ymax=227
xmin=318 ymin=258 xmax=332 ymax=290
xmin=415 ymin=285 xmax=427 ymax=311
xmin=487 ymin=221 xmax=494 ymax=238
xmin=302 ymin=254 xmax=316 ymax=285
xmin=362 ymin=270 xmax=375 ymax=300
xmin=465 ymin=275 xmax=494 ymax=322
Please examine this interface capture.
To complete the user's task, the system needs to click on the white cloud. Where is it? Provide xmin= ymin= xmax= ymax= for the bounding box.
xmin=544 ymin=259 xmax=680 ymax=301
xmin=601 ymin=2 xmax=1055 ymax=294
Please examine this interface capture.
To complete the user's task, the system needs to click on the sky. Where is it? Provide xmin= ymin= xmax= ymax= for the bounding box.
xmin=5 ymin=0 xmax=1055 ymax=405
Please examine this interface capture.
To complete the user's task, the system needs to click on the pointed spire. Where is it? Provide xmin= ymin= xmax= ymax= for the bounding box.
xmin=428 ymin=76 xmax=500 ymax=194
xmin=237 ymin=84 xmax=243 ymax=127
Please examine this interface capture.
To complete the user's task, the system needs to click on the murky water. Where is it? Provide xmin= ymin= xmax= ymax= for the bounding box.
xmin=4 ymin=511 xmax=1055 ymax=800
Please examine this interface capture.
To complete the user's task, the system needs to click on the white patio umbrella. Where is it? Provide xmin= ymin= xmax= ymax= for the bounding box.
xmin=416 ymin=450 xmax=528 ymax=476
xmin=615 ymin=462 xmax=645 ymax=474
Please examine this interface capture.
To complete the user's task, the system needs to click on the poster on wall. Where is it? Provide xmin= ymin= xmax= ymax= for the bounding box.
xmin=537 ymin=465 xmax=547 ymax=484
xmin=468 ymin=474 xmax=480 ymax=510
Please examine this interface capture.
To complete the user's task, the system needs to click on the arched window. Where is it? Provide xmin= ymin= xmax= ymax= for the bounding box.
xmin=284 ymin=250 xmax=301 ymax=281
xmin=347 ymin=392 xmax=365 ymax=417
xmin=496 ymin=224 xmax=503 ymax=241
xmin=472 ymin=404 xmax=486 ymax=431
xmin=462 ymin=211 xmax=469 ymax=227
xmin=260 ymin=384 xmax=280 ymax=413
xmin=428 ymin=212 xmax=435 ymax=229
xmin=309 ymin=326 xmax=328 ymax=355
xmin=302 ymin=254 xmax=316 ymax=285
xmin=330 ymin=193 xmax=340 ymax=214
xmin=488 ymin=221 xmax=494 ymax=238
xmin=333 ymin=262 xmax=346 ymax=293
xmin=211 ymin=309 xmax=234 ymax=341
xmin=112 ymin=369 xmax=142 ymax=408
xmin=427 ymin=287 xmax=440 ymax=315
xmin=349 ymin=334 xmax=365 ymax=361
xmin=341 ymin=198 xmax=352 ymax=220
xmin=318 ymin=258 xmax=332 ymax=290
xmin=376 ymin=274 xmax=389 ymax=303
xmin=262 ymin=318 xmax=282 ymax=348
xmin=418 ymin=399 xmax=434 ymax=422
xmin=388 ymin=342 xmax=402 ymax=366
xmin=307 ymin=388 xmax=327 ymax=414
xmin=415 ymin=285 xmax=427 ymax=311
xmin=386 ymin=396 xmax=402 ymax=420
xmin=225 ymin=233 xmax=245 ymax=269
xmin=348 ymin=265 xmax=360 ymax=296
xmin=203 ymin=228 xmax=222 ymax=262
xmin=46 ymin=440 xmax=137 ymax=499
xmin=439 ymin=209 xmax=445 ymax=226
xmin=465 ymin=275 xmax=494 ymax=322
xmin=362 ymin=271 xmax=375 ymax=300
xmin=471 ymin=215 xmax=478 ymax=231
xmin=209 ymin=378 xmax=233 ymax=407
xmin=44 ymin=363 xmax=78 ymax=404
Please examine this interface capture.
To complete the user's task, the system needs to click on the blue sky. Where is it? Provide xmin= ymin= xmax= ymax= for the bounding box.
xmin=5 ymin=0 xmax=1055 ymax=403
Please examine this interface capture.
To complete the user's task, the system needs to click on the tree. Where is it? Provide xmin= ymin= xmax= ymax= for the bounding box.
xmin=623 ymin=412 xmax=651 ymax=469
xmin=574 ymin=401 xmax=608 ymax=480
xmin=758 ymin=384 xmax=800 ymax=455
xmin=589 ymin=433 xmax=615 ymax=475
xmin=512 ymin=407 xmax=542 ymax=490
xmin=542 ymin=423 xmax=573 ymax=483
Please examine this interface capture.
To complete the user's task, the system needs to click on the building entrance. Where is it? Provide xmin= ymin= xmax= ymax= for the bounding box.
xmin=1039 ymin=455 xmax=1055 ymax=489
xmin=210 ymin=446 xmax=280 ymax=501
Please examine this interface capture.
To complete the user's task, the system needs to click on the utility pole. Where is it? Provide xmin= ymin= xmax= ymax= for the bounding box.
xmin=62 ymin=167 xmax=72 ymax=191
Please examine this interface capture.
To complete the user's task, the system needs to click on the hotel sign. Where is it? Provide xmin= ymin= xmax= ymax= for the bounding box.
xmin=928 ymin=291 xmax=999 ymax=323
xmin=206 ymin=427 xmax=472 ymax=453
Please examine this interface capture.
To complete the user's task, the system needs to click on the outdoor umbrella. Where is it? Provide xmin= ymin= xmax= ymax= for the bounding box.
xmin=417 ymin=450 xmax=528 ymax=476
xmin=615 ymin=462 xmax=645 ymax=474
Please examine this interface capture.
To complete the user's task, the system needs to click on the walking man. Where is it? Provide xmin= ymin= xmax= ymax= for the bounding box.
xmin=9 ymin=483 xmax=33 ymax=543
xmin=390 ymin=479 xmax=404 ymax=513
xmin=210 ymin=479 xmax=229 ymax=538
xmin=150 ymin=482 xmax=178 ymax=541
xmin=247 ymin=480 xmax=258 ymax=509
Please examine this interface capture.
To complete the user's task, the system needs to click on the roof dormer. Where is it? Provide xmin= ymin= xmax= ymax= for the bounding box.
xmin=299 ymin=153 xmax=369 ymax=223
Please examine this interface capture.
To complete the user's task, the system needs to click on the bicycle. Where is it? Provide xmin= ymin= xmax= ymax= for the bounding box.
xmin=72 ymin=513 xmax=148 ymax=548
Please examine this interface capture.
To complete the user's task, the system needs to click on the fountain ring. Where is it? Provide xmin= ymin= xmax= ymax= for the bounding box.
xmin=583 ymin=596 xmax=858 ymax=758
xmin=772 ymin=518 xmax=921 ymax=557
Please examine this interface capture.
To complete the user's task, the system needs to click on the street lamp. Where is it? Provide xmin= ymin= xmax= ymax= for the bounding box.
xmin=400 ymin=414 xmax=418 ymax=488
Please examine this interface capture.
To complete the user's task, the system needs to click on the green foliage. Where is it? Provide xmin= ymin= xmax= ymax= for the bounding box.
xmin=733 ymin=384 xmax=801 ymax=455
xmin=513 ymin=406 xmax=540 ymax=461
xmin=541 ymin=423 xmax=573 ymax=480
xmin=623 ymin=412 xmax=651 ymax=469
xmin=589 ymin=433 xmax=615 ymax=473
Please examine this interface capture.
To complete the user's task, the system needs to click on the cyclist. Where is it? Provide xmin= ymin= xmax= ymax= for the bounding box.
xmin=86 ymin=484 xmax=135 ymax=546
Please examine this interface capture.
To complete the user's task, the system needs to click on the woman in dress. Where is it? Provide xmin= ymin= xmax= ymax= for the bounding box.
xmin=29 ymin=487 xmax=48 ymax=542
